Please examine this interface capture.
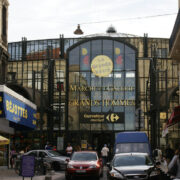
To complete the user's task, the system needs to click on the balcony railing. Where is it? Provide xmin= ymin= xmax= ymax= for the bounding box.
xmin=169 ymin=9 xmax=180 ymax=51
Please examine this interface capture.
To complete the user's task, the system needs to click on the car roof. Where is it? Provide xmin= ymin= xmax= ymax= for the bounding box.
xmin=114 ymin=152 xmax=149 ymax=157
xmin=74 ymin=151 xmax=97 ymax=153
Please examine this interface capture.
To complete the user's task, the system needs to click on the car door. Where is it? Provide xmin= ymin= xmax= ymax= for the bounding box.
xmin=39 ymin=151 xmax=51 ymax=164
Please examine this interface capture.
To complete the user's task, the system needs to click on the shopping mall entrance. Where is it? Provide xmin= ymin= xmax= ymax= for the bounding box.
xmin=68 ymin=131 xmax=115 ymax=156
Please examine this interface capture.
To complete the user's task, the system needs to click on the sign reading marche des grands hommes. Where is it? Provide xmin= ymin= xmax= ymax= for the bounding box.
xmin=0 ymin=85 xmax=37 ymax=129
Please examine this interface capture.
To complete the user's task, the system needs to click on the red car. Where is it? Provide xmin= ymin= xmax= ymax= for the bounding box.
xmin=65 ymin=151 xmax=103 ymax=180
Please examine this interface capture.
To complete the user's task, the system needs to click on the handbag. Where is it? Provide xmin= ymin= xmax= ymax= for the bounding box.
xmin=168 ymin=160 xmax=178 ymax=176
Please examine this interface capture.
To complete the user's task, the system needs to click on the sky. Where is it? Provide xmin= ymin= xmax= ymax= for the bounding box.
xmin=8 ymin=0 xmax=179 ymax=42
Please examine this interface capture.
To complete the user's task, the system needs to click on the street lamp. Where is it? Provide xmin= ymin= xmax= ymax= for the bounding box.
xmin=74 ymin=24 xmax=83 ymax=35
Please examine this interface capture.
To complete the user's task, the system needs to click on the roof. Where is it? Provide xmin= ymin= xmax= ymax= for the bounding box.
xmin=114 ymin=152 xmax=149 ymax=156
xmin=115 ymin=131 xmax=149 ymax=143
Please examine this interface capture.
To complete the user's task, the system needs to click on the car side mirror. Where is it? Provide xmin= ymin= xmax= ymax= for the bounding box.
xmin=66 ymin=158 xmax=70 ymax=162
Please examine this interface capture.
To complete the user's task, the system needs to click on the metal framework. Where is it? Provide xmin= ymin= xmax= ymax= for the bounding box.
xmin=6 ymin=34 xmax=180 ymax=150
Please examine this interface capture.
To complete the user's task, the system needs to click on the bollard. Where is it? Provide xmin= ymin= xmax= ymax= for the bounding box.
xmin=45 ymin=175 xmax=52 ymax=180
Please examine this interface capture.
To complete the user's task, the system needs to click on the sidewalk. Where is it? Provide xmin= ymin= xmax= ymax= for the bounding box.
xmin=0 ymin=168 xmax=64 ymax=180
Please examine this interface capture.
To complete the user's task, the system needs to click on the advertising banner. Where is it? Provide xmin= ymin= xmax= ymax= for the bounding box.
xmin=21 ymin=155 xmax=35 ymax=177
xmin=0 ymin=86 xmax=36 ymax=129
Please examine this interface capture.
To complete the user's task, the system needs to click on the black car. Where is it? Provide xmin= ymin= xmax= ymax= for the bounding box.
xmin=107 ymin=153 xmax=160 ymax=180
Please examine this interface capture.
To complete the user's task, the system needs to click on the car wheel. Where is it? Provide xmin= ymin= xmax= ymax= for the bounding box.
xmin=52 ymin=162 xmax=60 ymax=171
xmin=95 ymin=176 xmax=100 ymax=180
xmin=65 ymin=174 xmax=71 ymax=180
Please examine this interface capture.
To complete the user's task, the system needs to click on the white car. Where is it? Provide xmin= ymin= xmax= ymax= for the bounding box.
xmin=24 ymin=150 xmax=69 ymax=171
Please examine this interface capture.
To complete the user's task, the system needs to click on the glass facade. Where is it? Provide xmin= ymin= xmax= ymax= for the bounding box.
xmin=67 ymin=38 xmax=136 ymax=131
xmin=6 ymin=35 xmax=180 ymax=151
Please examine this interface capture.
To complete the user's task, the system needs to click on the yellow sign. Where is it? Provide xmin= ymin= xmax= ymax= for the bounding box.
xmin=115 ymin=48 xmax=120 ymax=55
xmin=160 ymin=112 xmax=166 ymax=119
xmin=82 ymin=48 xmax=88 ymax=55
xmin=91 ymin=55 xmax=113 ymax=77
xmin=106 ymin=113 xmax=120 ymax=122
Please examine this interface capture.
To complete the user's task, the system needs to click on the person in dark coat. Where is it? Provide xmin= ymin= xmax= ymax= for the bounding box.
xmin=165 ymin=144 xmax=174 ymax=164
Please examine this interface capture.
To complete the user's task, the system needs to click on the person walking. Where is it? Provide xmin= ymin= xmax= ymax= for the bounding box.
xmin=10 ymin=147 xmax=17 ymax=168
xmin=168 ymin=146 xmax=180 ymax=179
xmin=45 ymin=142 xmax=52 ymax=150
xmin=165 ymin=144 xmax=174 ymax=164
xmin=66 ymin=143 xmax=73 ymax=157
xmin=101 ymin=144 xmax=109 ymax=167
xmin=153 ymin=147 xmax=162 ymax=163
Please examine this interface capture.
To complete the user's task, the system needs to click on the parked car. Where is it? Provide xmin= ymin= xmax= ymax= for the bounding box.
xmin=65 ymin=151 xmax=103 ymax=180
xmin=20 ymin=150 xmax=68 ymax=171
xmin=107 ymin=153 xmax=160 ymax=180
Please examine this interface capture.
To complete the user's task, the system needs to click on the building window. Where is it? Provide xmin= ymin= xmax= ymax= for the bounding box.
xmin=28 ymin=71 xmax=41 ymax=90
xmin=157 ymin=48 xmax=167 ymax=58
xmin=7 ymin=72 xmax=16 ymax=82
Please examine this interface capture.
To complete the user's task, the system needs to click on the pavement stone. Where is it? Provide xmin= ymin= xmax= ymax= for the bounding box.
xmin=0 ymin=168 xmax=64 ymax=180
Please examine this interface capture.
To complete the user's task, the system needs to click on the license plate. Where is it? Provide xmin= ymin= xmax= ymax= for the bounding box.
xmin=76 ymin=170 xmax=86 ymax=173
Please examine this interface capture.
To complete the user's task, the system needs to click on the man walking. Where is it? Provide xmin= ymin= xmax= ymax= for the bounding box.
xmin=101 ymin=144 xmax=109 ymax=166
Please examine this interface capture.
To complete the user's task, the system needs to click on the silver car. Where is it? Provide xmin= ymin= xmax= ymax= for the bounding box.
xmin=24 ymin=150 xmax=69 ymax=171
xmin=107 ymin=153 xmax=159 ymax=180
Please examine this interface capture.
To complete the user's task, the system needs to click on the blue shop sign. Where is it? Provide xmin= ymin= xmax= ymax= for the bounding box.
xmin=0 ymin=91 xmax=36 ymax=129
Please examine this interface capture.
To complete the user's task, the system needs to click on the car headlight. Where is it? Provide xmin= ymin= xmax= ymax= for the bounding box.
xmin=67 ymin=164 xmax=74 ymax=169
xmin=89 ymin=165 xmax=97 ymax=169
xmin=110 ymin=171 xmax=124 ymax=179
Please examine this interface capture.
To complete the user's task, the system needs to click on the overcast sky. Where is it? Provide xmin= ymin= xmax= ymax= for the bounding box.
xmin=8 ymin=0 xmax=179 ymax=42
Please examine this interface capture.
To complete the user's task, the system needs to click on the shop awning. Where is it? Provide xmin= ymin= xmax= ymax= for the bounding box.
xmin=0 ymin=135 xmax=10 ymax=145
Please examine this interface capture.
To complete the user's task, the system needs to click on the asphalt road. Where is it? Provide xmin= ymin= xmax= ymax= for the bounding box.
xmin=0 ymin=167 xmax=108 ymax=180
xmin=55 ymin=166 xmax=108 ymax=180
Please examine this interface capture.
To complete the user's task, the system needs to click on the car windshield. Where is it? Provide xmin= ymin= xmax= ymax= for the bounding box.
xmin=71 ymin=152 xmax=97 ymax=161
xmin=116 ymin=143 xmax=150 ymax=154
xmin=113 ymin=154 xmax=153 ymax=167
xmin=47 ymin=150 xmax=62 ymax=157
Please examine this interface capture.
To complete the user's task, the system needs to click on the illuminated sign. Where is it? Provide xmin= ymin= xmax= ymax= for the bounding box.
xmin=0 ymin=85 xmax=36 ymax=129
xmin=80 ymin=112 xmax=124 ymax=123
xmin=69 ymin=99 xmax=135 ymax=106
xmin=91 ymin=55 xmax=113 ymax=77
xmin=70 ymin=85 xmax=135 ymax=92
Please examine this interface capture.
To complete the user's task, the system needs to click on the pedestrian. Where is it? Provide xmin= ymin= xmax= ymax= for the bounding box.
xmin=10 ymin=147 xmax=17 ymax=168
xmin=165 ymin=144 xmax=174 ymax=164
xmin=45 ymin=142 xmax=52 ymax=150
xmin=25 ymin=145 xmax=31 ymax=153
xmin=168 ymin=146 xmax=180 ymax=179
xmin=153 ymin=146 xmax=162 ymax=163
xmin=66 ymin=143 xmax=73 ymax=157
xmin=101 ymin=144 xmax=109 ymax=166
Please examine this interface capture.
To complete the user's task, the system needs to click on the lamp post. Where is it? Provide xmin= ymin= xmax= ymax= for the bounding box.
xmin=74 ymin=24 xmax=83 ymax=35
